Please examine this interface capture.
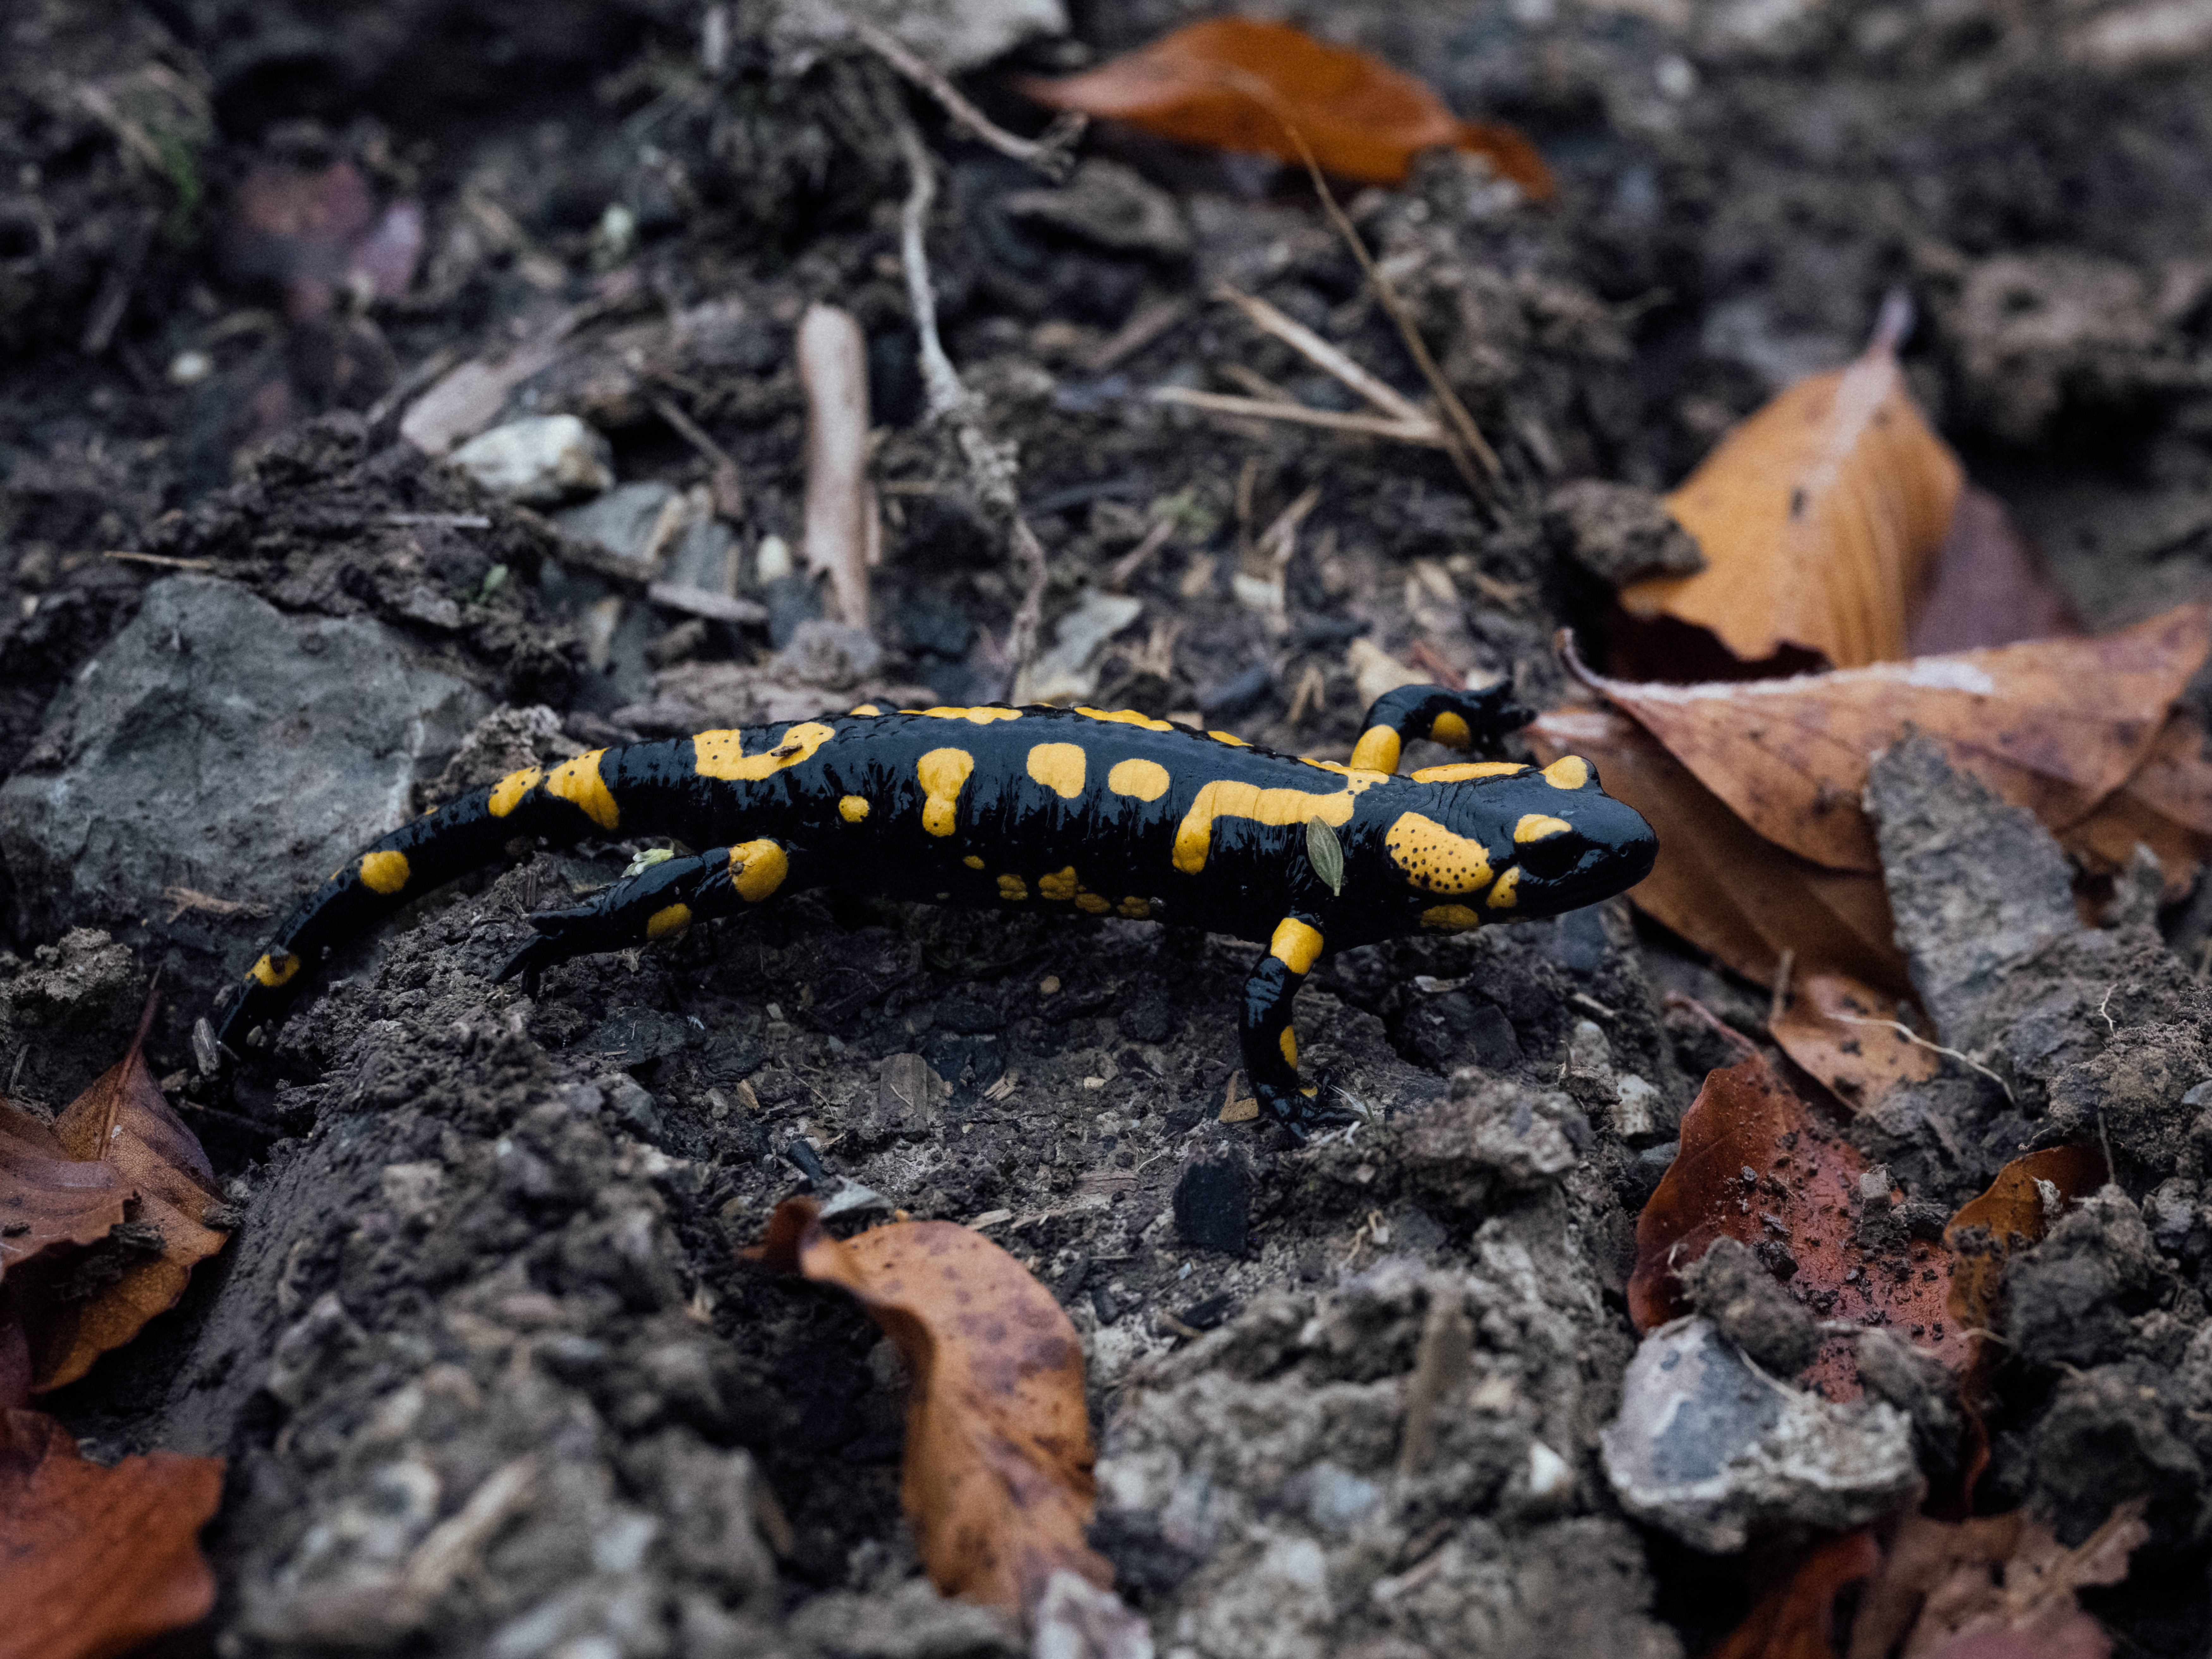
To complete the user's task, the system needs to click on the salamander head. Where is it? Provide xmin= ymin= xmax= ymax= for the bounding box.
xmin=1373 ymin=754 xmax=1656 ymax=929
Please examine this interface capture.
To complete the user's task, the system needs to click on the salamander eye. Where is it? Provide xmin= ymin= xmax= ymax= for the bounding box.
xmin=1515 ymin=824 xmax=1587 ymax=879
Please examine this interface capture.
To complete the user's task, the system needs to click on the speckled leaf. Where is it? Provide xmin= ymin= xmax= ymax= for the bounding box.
xmin=759 ymin=1198 xmax=1110 ymax=1615
xmin=1305 ymin=815 xmax=1345 ymax=895
xmin=1630 ymin=1050 xmax=1965 ymax=1398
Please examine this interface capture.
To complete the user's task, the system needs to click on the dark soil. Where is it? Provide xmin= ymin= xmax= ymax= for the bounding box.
xmin=7 ymin=1 xmax=2212 ymax=1654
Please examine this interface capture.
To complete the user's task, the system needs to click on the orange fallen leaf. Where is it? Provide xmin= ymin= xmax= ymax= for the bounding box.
xmin=1845 ymin=1500 xmax=2144 ymax=1659
xmin=2060 ymin=707 xmax=2212 ymax=902
xmin=1705 ymin=1530 xmax=1880 ymax=1659
xmin=759 ymin=1198 xmax=1110 ymax=1615
xmin=1631 ymin=1050 xmax=1964 ymax=1398
xmin=0 ymin=1404 xmax=223 ymax=1659
xmin=1621 ymin=307 xmax=1962 ymax=671
xmin=1568 ymin=609 xmax=2210 ymax=874
xmin=1945 ymin=1144 xmax=2109 ymax=1380
xmin=14 ymin=994 xmax=229 ymax=1392
xmin=1019 ymin=18 xmax=1551 ymax=196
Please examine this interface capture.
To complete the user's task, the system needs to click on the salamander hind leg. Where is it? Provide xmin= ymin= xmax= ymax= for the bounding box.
xmin=1347 ymin=682 xmax=1536 ymax=773
xmin=495 ymin=839 xmax=795 ymax=988
xmin=1240 ymin=915 xmax=1355 ymax=1142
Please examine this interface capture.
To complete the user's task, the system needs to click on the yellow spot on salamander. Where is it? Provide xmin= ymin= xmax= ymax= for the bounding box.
xmin=1270 ymin=918 xmax=1324 ymax=975
xmin=730 ymin=840 xmax=789 ymax=903
xmin=647 ymin=903 xmax=693 ymax=940
xmin=250 ymin=951 xmax=301 ymax=988
xmin=1207 ymin=730 xmax=1250 ymax=746
xmin=998 ymin=874 xmax=1029 ymax=901
xmin=1039 ymin=866 xmax=1079 ymax=901
xmin=1543 ymin=755 xmax=1591 ymax=790
xmin=1421 ymin=904 xmax=1482 ymax=932
xmin=1410 ymin=761 xmax=1527 ymax=783
xmin=694 ymin=721 xmax=835 ymax=782
xmin=1279 ymin=1026 xmax=1299 ymax=1067
xmin=850 ymin=703 xmax=882 ymax=716
xmin=1349 ymin=725 xmax=1401 ymax=773
xmin=1515 ymin=813 xmax=1572 ymax=844
xmin=963 ymin=855 xmax=986 ymax=869
xmin=546 ymin=749 xmax=620 ymax=831
xmin=1430 ymin=710 xmax=1472 ymax=750
xmin=1026 ymin=742 xmax=1087 ymax=799
xmin=917 ymin=748 xmax=975 ymax=836
xmin=839 ymin=794 xmax=871 ymax=823
xmin=1107 ymin=757 xmax=1170 ymax=802
xmin=1488 ymin=866 xmax=1522 ymax=909
xmin=1118 ymin=896 xmax=1151 ymax=919
xmin=489 ymin=766 xmax=542 ymax=817
xmin=1172 ymin=772 xmax=1386 ymax=875
xmin=1075 ymin=706 xmax=1173 ymax=731
xmin=1075 ymin=893 xmax=1110 ymax=914
xmin=916 ymin=705 xmax=1023 ymax=723
xmin=1384 ymin=812 xmax=1494 ymax=895
xmin=358 ymin=850 xmax=410 ymax=894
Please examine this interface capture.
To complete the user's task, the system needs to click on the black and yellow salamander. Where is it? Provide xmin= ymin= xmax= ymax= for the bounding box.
xmin=216 ymin=681 xmax=1656 ymax=1136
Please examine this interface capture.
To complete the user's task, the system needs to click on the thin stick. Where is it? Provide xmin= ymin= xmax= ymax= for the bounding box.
xmin=1768 ymin=948 xmax=1794 ymax=1030
xmin=649 ymin=392 xmax=745 ymax=521
xmin=1104 ymin=517 xmax=1175 ymax=592
xmin=1215 ymin=283 xmax=1435 ymax=430
xmin=836 ymin=7 xmax=1084 ymax=179
xmin=874 ymin=65 xmax=1048 ymax=697
xmin=104 ymin=550 xmax=213 ymax=571
xmin=1827 ymin=1013 xmax=2015 ymax=1103
xmin=1151 ymin=386 xmax=1447 ymax=446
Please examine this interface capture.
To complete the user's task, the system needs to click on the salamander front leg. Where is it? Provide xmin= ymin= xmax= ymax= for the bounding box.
xmin=1348 ymin=681 xmax=1535 ymax=774
xmin=1241 ymin=916 xmax=1352 ymax=1141
xmin=495 ymin=838 xmax=794 ymax=987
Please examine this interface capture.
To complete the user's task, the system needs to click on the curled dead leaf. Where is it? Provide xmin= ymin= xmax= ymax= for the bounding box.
xmin=1622 ymin=313 xmax=1962 ymax=670
xmin=2060 ymin=707 xmax=2212 ymax=901
xmin=1020 ymin=18 xmax=1551 ymax=196
xmin=1630 ymin=1051 xmax=1963 ymax=1397
xmin=12 ymin=996 xmax=229 ymax=1393
xmin=0 ymin=1108 xmax=131 ymax=1284
xmin=0 ymin=1405 xmax=223 ymax=1659
xmin=1944 ymin=1145 xmax=2109 ymax=1367
xmin=758 ymin=1198 xmax=1110 ymax=1615
xmin=1566 ymin=608 xmax=2210 ymax=873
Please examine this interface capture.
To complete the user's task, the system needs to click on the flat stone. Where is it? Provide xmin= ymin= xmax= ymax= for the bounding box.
xmin=555 ymin=480 xmax=679 ymax=563
xmin=0 ymin=576 xmax=489 ymax=941
xmin=449 ymin=414 xmax=614 ymax=504
xmin=1601 ymin=1316 xmax=1919 ymax=1553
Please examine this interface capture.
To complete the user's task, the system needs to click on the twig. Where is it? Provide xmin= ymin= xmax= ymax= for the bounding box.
xmin=1214 ymin=283 xmax=1435 ymax=431
xmin=1768 ymin=948 xmax=1795 ymax=1030
xmin=650 ymin=392 xmax=745 ymax=521
xmin=1103 ymin=516 xmax=1175 ymax=593
xmin=104 ymin=550 xmax=213 ymax=572
xmin=1150 ymin=386 xmax=1447 ymax=446
xmin=836 ymin=6 xmax=1085 ymax=179
xmin=796 ymin=303 xmax=879 ymax=629
xmin=1828 ymin=1013 xmax=2015 ymax=1103
xmin=2096 ymin=982 xmax=2119 ymax=1036
xmin=875 ymin=66 xmax=1049 ymax=698
xmin=1082 ymin=295 xmax=1194 ymax=373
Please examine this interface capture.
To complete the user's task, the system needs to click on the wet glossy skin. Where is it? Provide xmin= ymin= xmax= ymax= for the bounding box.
xmin=216 ymin=683 xmax=1656 ymax=1136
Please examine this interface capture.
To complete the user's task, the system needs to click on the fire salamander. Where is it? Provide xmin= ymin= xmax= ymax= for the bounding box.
xmin=216 ymin=681 xmax=1656 ymax=1136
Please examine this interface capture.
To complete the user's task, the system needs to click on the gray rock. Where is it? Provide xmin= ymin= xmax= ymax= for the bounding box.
xmin=0 ymin=576 xmax=489 ymax=940
xmin=1543 ymin=479 xmax=1706 ymax=586
xmin=555 ymin=480 xmax=679 ymax=564
xmin=1866 ymin=734 xmax=2079 ymax=1048
xmin=449 ymin=414 xmax=614 ymax=504
xmin=1601 ymin=1316 xmax=1919 ymax=1553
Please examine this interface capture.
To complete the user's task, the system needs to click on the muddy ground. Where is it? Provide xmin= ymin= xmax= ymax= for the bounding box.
xmin=6 ymin=0 xmax=2212 ymax=1654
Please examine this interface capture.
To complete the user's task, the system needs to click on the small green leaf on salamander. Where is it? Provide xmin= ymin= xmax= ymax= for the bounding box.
xmin=1305 ymin=817 xmax=1344 ymax=896
xmin=623 ymin=846 xmax=679 ymax=878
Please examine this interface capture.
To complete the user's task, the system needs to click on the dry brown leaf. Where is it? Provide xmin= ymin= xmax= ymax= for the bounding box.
xmin=1622 ymin=318 xmax=1962 ymax=669
xmin=1569 ymin=607 xmax=2210 ymax=872
xmin=1845 ymin=1500 xmax=2145 ymax=1659
xmin=2061 ymin=707 xmax=2212 ymax=901
xmin=20 ymin=999 xmax=228 ymax=1392
xmin=1019 ymin=18 xmax=1551 ymax=196
xmin=0 ymin=1106 xmax=131 ymax=1284
xmin=1527 ymin=708 xmax=1909 ymax=991
xmin=1706 ymin=1530 xmax=1881 ymax=1659
xmin=1630 ymin=1049 xmax=1965 ymax=1397
xmin=1769 ymin=972 xmax=1944 ymax=1114
xmin=1907 ymin=487 xmax=2077 ymax=658
xmin=0 ymin=1405 xmax=223 ymax=1659
xmin=759 ymin=1198 xmax=1110 ymax=1615
xmin=1944 ymin=1145 xmax=2110 ymax=1365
